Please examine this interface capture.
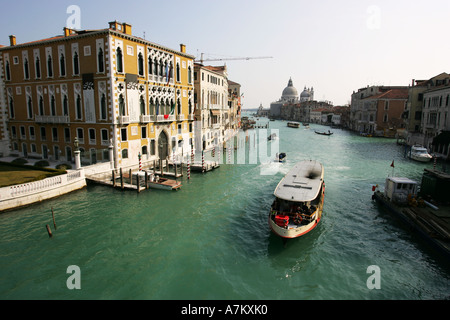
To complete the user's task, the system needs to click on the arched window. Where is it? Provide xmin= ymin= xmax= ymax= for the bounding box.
xmin=188 ymin=66 xmax=192 ymax=83
xmin=5 ymin=61 xmax=11 ymax=81
xmin=51 ymin=96 xmax=56 ymax=116
xmin=24 ymin=58 xmax=29 ymax=79
xmin=100 ymin=94 xmax=107 ymax=119
xmin=76 ymin=94 xmax=82 ymax=119
xmin=149 ymin=98 xmax=155 ymax=115
xmin=9 ymin=97 xmax=15 ymax=118
xmin=138 ymin=53 xmax=144 ymax=76
xmin=148 ymin=56 xmax=153 ymax=75
xmin=27 ymin=97 xmax=33 ymax=119
xmin=116 ymin=47 xmax=123 ymax=73
xmin=60 ymin=54 xmax=66 ymax=76
xmin=154 ymin=59 xmax=159 ymax=76
xmin=140 ymin=95 xmax=145 ymax=115
xmin=73 ymin=51 xmax=79 ymax=75
xmin=39 ymin=96 xmax=45 ymax=115
xmin=63 ymin=95 xmax=69 ymax=116
xmin=35 ymin=57 xmax=41 ymax=78
xmin=47 ymin=55 xmax=53 ymax=77
xmin=118 ymin=94 xmax=125 ymax=116
xmin=176 ymin=63 xmax=180 ymax=82
xmin=98 ymin=48 xmax=104 ymax=73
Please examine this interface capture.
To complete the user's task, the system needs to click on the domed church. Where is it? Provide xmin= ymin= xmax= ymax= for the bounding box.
xmin=270 ymin=78 xmax=313 ymax=117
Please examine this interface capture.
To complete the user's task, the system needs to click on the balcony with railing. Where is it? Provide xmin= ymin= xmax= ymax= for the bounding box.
xmin=35 ymin=115 xmax=70 ymax=124
xmin=156 ymin=115 xmax=175 ymax=122
xmin=140 ymin=114 xmax=151 ymax=123
xmin=118 ymin=115 xmax=130 ymax=125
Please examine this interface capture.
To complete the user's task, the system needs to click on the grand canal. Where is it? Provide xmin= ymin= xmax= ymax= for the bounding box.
xmin=1 ymin=117 xmax=449 ymax=300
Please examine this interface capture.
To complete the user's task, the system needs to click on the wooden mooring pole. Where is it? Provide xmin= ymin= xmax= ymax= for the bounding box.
xmin=46 ymin=225 xmax=53 ymax=238
xmin=51 ymin=207 xmax=57 ymax=230
xmin=120 ymin=168 xmax=124 ymax=189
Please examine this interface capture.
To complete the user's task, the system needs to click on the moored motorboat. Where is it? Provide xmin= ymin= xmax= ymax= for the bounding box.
xmin=269 ymin=160 xmax=325 ymax=239
xmin=268 ymin=133 xmax=277 ymax=141
xmin=409 ymin=145 xmax=433 ymax=162
xmin=136 ymin=171 xmax=182 ymax=190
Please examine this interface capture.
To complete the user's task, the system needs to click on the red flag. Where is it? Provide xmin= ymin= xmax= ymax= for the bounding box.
xmin=390 ymin=160 xmax=395 ymax=168
xmin=164 ymin=114 xmax=169 ymax=119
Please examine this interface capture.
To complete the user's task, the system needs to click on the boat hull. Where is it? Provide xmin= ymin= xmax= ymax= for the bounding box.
xmin=269 ymin=181 xmax=325 ymax=239
xmin=411 ymin=155 xmax=432 ymax=162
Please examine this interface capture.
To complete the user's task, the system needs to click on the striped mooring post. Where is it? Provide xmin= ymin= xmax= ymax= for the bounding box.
xmin=434 ymin=155 xmax=437 ymax=169
xmin=138 ymin=152 xmax=142 ymax=171
xmin=202 ymin=150 xmax=205 ymax=172
xmin=212 ymin=147 xmax=215 ymax=158
xmin=187 ymin=154 xmax=191 ymax=180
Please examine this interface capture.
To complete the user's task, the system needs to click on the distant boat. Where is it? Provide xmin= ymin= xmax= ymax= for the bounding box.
xmin=287 ymin=122 xmax=300 ymax=128
xmin=410 ymin=145 xmax=433 ymax=162
xmin=276 ymin=153 xmax=286 ymax=163
xmin=315 ymin=130 xmax=333 ymax=136
xmin=269 ymin=160 xmax=325 ymax=239
xmin=268 ymin=133 xmax=277 ymax=141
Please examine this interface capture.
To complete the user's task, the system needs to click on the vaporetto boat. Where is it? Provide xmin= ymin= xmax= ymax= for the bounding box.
xmin=269 ymin=160 xmax=325 ymax=239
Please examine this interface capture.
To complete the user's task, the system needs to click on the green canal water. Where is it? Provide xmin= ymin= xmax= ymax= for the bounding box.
xmin=1 ymin=119 xmax=449 ymax=300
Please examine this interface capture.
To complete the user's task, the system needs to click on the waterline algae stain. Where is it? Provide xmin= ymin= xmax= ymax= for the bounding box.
xmin=1 ymin=119 xmax=449 ymax=299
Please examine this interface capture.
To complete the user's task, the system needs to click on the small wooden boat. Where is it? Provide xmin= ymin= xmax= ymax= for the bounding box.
xmin=269 ymin=160 xmax=325 ymax=239
xmin=287 ymin=122 xmax=300 ymax=128
xmin=315 ymin=130 xmax=333 ymax=136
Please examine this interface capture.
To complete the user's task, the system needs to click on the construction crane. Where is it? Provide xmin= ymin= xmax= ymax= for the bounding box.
xmin=196 ymin=53 xmax=273 ymax=64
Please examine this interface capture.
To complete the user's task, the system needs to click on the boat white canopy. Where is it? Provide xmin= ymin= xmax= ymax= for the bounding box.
xmin=274 ymin=160 xmax=324 ymax=202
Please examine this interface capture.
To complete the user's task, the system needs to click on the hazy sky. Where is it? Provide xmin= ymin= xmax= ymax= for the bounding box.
xmin=1 ymin=0 xmax=449 ymax=109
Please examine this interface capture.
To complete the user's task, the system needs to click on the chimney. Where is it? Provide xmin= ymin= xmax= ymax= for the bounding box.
xmin=122 ymin=23 xmax=132 ymax=35
xmin=9 ymin=35 xmax=16 ymax=46
xmin=412 ymin=79 xmax=415 ymax=87
xmin=180 ymin=44 xmax=186 ymax=53
xmin=64 ymin=27 xmax=74 ymax=37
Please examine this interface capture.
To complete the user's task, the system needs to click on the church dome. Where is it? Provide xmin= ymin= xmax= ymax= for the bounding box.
xmin=281 ymin=78 xmax=299 ymax=100
xmin=300 ymin=87 xmax=310 ymax=98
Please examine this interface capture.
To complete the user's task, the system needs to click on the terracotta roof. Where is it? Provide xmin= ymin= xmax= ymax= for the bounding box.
xmin=364 ymin=88 xmax=409 ymax=100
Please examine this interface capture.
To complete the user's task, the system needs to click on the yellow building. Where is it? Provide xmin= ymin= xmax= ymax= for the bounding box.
xmin=0 ymin=21 xmax=195 ymax=168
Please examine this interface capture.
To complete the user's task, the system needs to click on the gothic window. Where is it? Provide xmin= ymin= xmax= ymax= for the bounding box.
xmin=47 ymin=55 xmax=53 ymax=77
xmin=98 ymin=48 xmax=104 ymax=73
xmin=35 ymin=57 xmax=41 ymax=78
xmin=76 ymin=94 xmax=82 ymax=119
xmin=140 ymin=95 xmax=145 ymax=115
xmin=138 ymin=53 xmax=144 ymax=76
xmin=27 ymin=97 xmax=33 ymax=119
xmin=24 ymin=58 xmax=30 ymax=79
xmin=148 ymin=56 xmax=153 ymax=75
xmin=159 ymin=59 xmax=163 ymax=76
xmin=51 ymin=95 xmax=56 ymax=116
xmin=176 ymin=63 xmax=180 ymax=82
xmin=100 ymin=94 xmax=107 ymax=120
xmin=73 ymin=51 xmax=79 ymax=75
xmin=116 ymin=47 xmax=123 ymax=73
xmin=154 ymin=59 xmax=159 ymax=76
xmin=5 ymin=61 xmax=11 ymax=80
xmin=60 ymin=54 xmax=66 ymax=76
xmin=63 ymin=95 xmax=69 ymax=116
xmin=188 ymin=66 xmax=192 ymax=84
xmin=149 ymin=98 xmax=155 ymax=115
xmin=9 ymin=97 xmax=15 ymax=118
xmin=118 ymin=94 xmax=125 ymax=116
xmin=39 ymin=96 xmax=45 ymax=115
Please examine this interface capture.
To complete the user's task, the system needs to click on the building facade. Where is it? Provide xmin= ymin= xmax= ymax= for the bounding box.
xmin=350 ymin=86 xmax=408 ymax=136
xmin=0 ymin=21 xmax=195 ymax=168
xmin=193 ymin=63 xmax=229 ymax=151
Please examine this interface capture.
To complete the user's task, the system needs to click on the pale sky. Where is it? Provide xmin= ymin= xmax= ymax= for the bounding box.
xmin=1 ymin=0 xmax=449 ymax=109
